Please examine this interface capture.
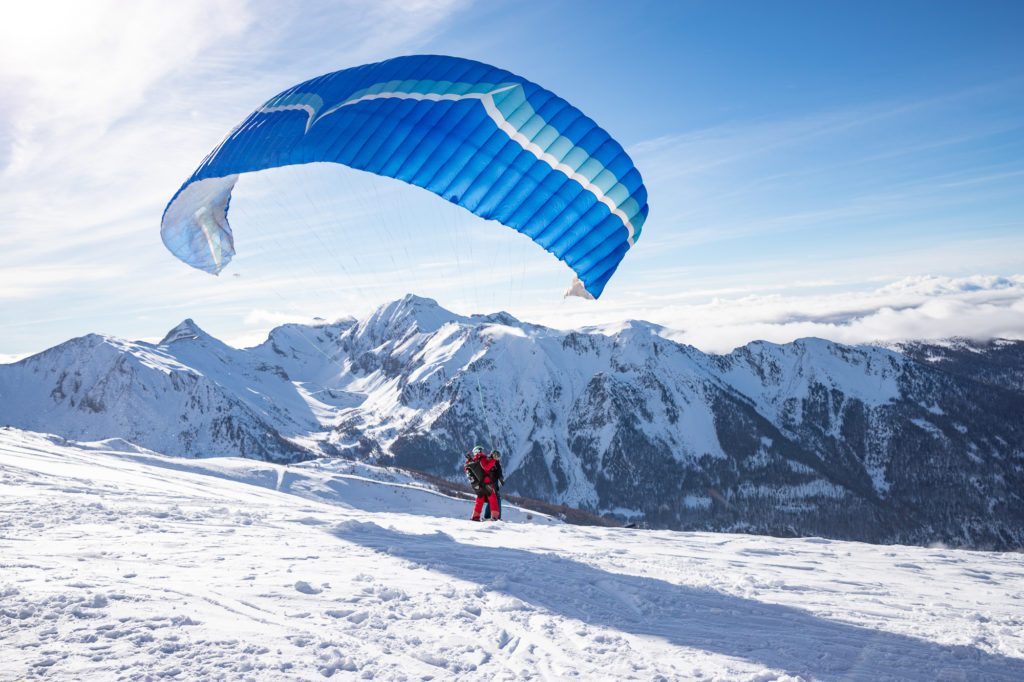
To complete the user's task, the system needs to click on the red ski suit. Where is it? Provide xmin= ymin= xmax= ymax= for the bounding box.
xmin=469 ymin=453 xmax=500 ymax=520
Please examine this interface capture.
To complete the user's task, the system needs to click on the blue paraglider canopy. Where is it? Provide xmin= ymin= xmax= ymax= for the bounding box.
xmin=161 ymin=55 xmax=648 ymax=299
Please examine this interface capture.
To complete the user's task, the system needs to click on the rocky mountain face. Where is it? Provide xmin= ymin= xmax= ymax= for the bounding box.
xmin=2 ymin=295 xmax=1021 ymax=549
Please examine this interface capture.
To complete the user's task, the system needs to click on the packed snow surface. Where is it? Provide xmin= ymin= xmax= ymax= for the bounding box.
xmin=2 ymin=428 xmax=1023 ymax=681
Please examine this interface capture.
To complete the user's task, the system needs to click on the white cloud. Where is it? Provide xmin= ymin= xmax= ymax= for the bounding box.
xmin=650 ymin=274 xmax=1024 ymax=353
xmin=0 ymin=1 xmax=481 ymax=355
xmin=0 ymin=0 xmax=255 ymax=281
xmin=184 ymin=274 xmax=1024 ymax=355
xmin=0 ymin=263 xmax=128 ymax=302
xmin=0 ymin=0 xmax=471 ymax=239
xmin=0 ymin=0 xmax=251 ymax=172
xmin=2 ymin=2 xmax=1020 ymax=365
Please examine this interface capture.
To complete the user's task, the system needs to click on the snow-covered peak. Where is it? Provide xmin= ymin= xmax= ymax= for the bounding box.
xmin=11 ymin=332 xmax=108 ymax=366
xmin=357 ymin=294 xmax=464 ymax=342
xmin=475 ymin=309 xmax=523 ymax=327
xmin=718 ymin=336 xmax=904 ymax=415
xmin=259 ymin=318 xmax=356 ymax=353
xmin=575 ymin=319 xmax=687 ymax=352
xmin=617 ymin=319 xmax=666 ymax=335
xmin=159 ymin=318 xmax=212 ymax=345
xmin=606 ymin=320 xmax=670 ymax=350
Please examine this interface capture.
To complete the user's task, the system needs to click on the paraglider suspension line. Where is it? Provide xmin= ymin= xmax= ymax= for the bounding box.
xmin=475 ymin=371 xmax=495 ymax=453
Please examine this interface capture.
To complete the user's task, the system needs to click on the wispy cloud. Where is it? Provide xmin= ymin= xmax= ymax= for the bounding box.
xmin=0 ymin=0 xmax=473 ymax=242
xmin=629 ymin=80 xmax=1024 ymax=258
xmin=0 ymin=1 xmax=478 ymax=355
xmin=2 ymin=2 xmax=1021 ymax=363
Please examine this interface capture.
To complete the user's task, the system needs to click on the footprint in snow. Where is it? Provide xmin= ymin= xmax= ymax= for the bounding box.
xmin=294 ymin=581 xmax=322 ymax=595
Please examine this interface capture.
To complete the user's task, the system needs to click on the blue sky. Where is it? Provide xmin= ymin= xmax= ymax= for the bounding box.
xmin=1 ymin=0 xmax=1022 ymax=357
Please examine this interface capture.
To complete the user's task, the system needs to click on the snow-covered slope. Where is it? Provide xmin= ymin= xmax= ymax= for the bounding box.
xmin=2 ymin=427 xmax=1022 ymax=681
xmin=2 ymin=295 xmax=1022 ymax=548
xmin=0 ymin=322 xmax=318 ymax=462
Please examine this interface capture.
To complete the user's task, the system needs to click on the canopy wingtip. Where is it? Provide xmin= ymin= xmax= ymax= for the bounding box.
xmin=563 ymin=277 xmax=595 ymax=300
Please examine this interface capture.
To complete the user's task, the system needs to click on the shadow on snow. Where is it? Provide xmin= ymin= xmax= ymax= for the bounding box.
xmin=331 ymin=522 xmax=1023 ymax=681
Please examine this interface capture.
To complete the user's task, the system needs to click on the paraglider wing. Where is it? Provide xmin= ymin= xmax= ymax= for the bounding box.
xmin=160 ymin=55 xmax=648 ymax=299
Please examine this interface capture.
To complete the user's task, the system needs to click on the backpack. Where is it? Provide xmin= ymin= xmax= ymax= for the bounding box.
xmin=464 ymin=459 xmax=488 ymax=494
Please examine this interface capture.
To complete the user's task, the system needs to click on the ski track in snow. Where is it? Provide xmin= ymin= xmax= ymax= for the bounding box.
xmin=2 ymin=428 xmax=1023 ymax=681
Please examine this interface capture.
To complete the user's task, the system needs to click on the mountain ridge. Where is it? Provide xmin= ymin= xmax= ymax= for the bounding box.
xmin=2 ymin=294 xmax=1022 ymax=549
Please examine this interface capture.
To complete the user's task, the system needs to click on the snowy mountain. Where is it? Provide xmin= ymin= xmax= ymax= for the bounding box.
xmin=2 ymin=294 xmax=1022 ymax=549
xmin=3 ymin=427 xmax=1023 ymax=681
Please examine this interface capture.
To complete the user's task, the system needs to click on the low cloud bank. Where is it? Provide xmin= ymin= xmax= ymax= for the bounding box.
xmin=181 ymin=274 xmax=1024 ymax=357
xmin=658 ymin=275 xmax=1024 ymax=353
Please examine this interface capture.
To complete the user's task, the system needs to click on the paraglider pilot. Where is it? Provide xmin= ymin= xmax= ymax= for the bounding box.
xmin=464 ymin=446 xmax=501 ymax=521
xmin=483 ymin=450 xmax=503 ymax=520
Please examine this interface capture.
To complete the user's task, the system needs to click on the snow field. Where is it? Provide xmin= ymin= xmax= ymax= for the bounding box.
xmin=2 ymin=428 xmax=1023 ymax=681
